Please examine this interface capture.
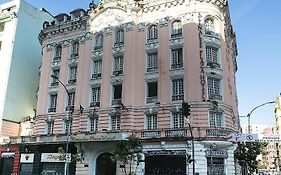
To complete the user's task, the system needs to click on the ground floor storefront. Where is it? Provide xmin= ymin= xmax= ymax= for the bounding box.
xmin=10 ymin=135 xmax=238 ymax=175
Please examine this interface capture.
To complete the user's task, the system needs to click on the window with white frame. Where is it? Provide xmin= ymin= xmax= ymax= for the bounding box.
xmin=69 ymin=66 xmax=77 ymax=83
xmin=113 ymin=56 xmax=123 ymax=75
xmin=172 ymin=79 xmax=184 ymax=101
xmin=111 ymin=115 xmax=121 ymax=131
xmin=147 ymin=25 xmax=158 ymax=41
xmin=207 ymin=77 xmax=221 ymax=97
xmin=54 ymin=45 xmax=62 ymax=61
xmin=92 ymin=87 xmax=101 ymax=104
xmin=64 ymin=120 xmax=72 ymax=134
xmin=171 ymin=48 xmax=183 ymax=69
xmin=49 ymin=94 xmax=57 ymax=112
xmin=147 ymin=52 xmax=158 ymax=72
xmin=115 ymin=29 xmax=124 ymax=44
xmin=94 ymin=34 xmax=103 ymax=49
xmin=172 ymin=113 xmax=184 ymax=128
xmin=67 ymin=92 xmax=75 ymax=107
xmin=51 ymin=69 xmax=60 ymax=86
xmin=209 ymin=112 xmax=224 ymax=128
xmin=71 ymin=42 xmax=79 ymax=56
xmin=171 ymin=20 xmax=182 ymax=38
xmin=88 ymin=117 xmax=98 ymax=132
xmin=46 ymin=121 xmax=54 ymax=135
xmin=92 ymin=60 xmax=102 ymax=78
xmin=147 ymin=81 xmax=157 ymax=103
xmin=113 ymin=84 xmax=122 ymax=101
xmin=146 ymin=114 xmax=157 ymax=130
xmin=205 ymin=18 xmax=214 ymax=32
xmin=206 ymin=46 xmax=219 ymax=65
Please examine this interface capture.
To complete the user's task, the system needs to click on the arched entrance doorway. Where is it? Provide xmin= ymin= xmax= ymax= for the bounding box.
xmin=96 ymin=153 xmax=116 ymax=175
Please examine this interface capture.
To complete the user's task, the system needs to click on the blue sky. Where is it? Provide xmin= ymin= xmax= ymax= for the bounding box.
xmin=1 ymin=0 xmax=280 ymax=126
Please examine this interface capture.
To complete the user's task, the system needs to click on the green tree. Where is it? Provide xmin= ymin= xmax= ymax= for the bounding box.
xmin=234 ymin=142 xmax=267 ymax=173
xmin=112 ymin=135 xmax=143 ymax=175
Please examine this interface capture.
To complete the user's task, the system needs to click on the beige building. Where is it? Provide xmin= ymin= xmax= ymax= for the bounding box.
xmin=11 ymin=0 xmax=240 ymax=174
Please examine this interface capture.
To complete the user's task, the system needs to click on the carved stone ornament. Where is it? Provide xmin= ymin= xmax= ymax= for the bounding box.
xmin=125 ymin=22 xmax=134 ymax=32
xmin=110 ymin=107 xmax=121 ymax=116
xmin=159 ymin=17 xmax=169 ymax=27
xmin=144 ymin=107 xmax=158 ymax=115
xmin=137 ymin=22 xmax=145 ymax=32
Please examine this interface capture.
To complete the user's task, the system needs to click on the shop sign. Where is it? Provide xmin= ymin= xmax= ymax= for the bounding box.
xmin=205 ymin=150 xmax=228 ymax=158
xmin=41 ymin=153 xmax=71 ymax=162
xmin=145 ymin=150 xmax=186 ymax=156
xmin=70 ymin=133 xmax=125 ymax=142
xmin=20 ymin=153 xmax=34 ymax=163
xmin=1 ymin=152 xmax=15 ymax=158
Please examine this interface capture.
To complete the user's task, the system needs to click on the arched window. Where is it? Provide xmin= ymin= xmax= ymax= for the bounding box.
xmin=147 ymin=24 xmax=158 ymax=41
xmin=71 ymin=41 xmax=79 ymax=56
xmin=115 ymin=28 xmax=124 ymax=45
xmin=204 ymin=18 xmax=214 ymax=33
xmin=171 ymin=20 xmax=182 ymax=38
xmin=95 ymin=33 xmax=103 ymax=50
xmin=54 ymin=45 xmax=62 ymax=61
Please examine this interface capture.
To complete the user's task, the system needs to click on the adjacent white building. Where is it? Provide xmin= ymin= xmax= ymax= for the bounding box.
xmin=0 ymin=0 xmax=53 ymax=136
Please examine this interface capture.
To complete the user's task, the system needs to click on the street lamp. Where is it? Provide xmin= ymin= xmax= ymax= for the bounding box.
xmin=51 ymin=75 xmax=73 ymax=175
xmin=245 ymin=101 xmax=275 ymax=133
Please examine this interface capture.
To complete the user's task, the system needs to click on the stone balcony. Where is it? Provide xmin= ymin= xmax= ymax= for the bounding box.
xmin=9 ymin=127 xmax=237 ymax=145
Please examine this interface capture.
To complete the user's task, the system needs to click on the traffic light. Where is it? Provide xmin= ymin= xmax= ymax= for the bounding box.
xmin=182 ymin=101 xmax=191 ymax=117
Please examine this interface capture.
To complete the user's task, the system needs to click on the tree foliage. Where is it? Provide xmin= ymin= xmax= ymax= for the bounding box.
xmin=234 ymin=142 xmax=267 ymax=173
xmin=112 ymin=135 xmax=143 ymax=175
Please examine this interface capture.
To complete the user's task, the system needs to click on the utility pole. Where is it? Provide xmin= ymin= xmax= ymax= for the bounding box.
xmin=182 ymin=101 xmax=195 ymax=175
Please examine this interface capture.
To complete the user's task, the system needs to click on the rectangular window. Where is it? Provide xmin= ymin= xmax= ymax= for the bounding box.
xmin=172 ymin=79 xmax=184 ymax=101
xmin=209 ymin=112 xmax=223 ymax=128
xmin=207 ymin=77 xmax=221 ymax=100
xmin=113 ymin=56 xmax=123 ymax=75
xmin=111 ymin=115 xmax=121 ymax=131
xmin=69 ymin=66 xmax=77 ymax=83
xmin=146 ymin=114 xmax=157 ymax=130
xmin=68 ymin=92 xmax=75 ymax=107
xmin=92 ymin=60 xmax=102 ymax=78
xmin=173 ymin=113 xmax=184 ymax=128
xmin=206 ymin=46 xmax=218 ymax=64
xmin=115 ymin=29 xmax=124 ymax=44
xmin=147 ymin=82 xmax=158 ymax=103
xmin=92 ymin=87 xmax=101 ymax=104
xmin=64 ymin=120 xmax=72 ymax=134
xmin=147 ymin=52 xmax=158 ymax=72
xmin=113 ymin=84 xmax=122 ymax=100
xmin=48 ymin=94 xmax=57 ymax=112
xmin=51 ymin=69 xmax=60 ymax=86
xmin=46 ymin=122 xmax=54 ymax=134
xmin=72 ymin=42 xmax=79 ymax=56
xmin=171 ymin=48 xmax=183 ymax=69
xmin=89 ymin=117 xmax=98 ymax=132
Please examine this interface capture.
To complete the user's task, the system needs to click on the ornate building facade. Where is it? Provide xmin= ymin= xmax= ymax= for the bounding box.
xmin=11 ymin=0 xmax=239 ymax=174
